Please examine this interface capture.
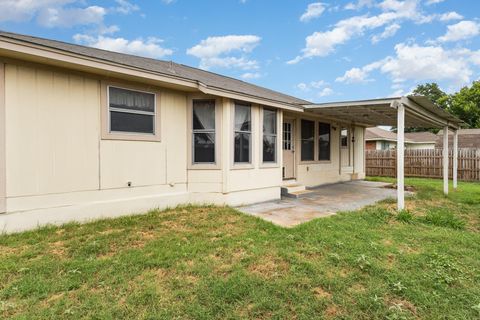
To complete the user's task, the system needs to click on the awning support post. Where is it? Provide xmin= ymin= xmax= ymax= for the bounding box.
xmin=453 ymin=130 xmax=458 ymax=190
xmin=443 ymin=126 xmax=449 ymax=195
xmin=396 ymin=103 xmax=405 ymax=211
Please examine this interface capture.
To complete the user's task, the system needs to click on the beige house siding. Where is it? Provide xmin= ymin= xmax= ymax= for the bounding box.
xmin=1 ymin=60 xmax=366 ymax=231
xmin=5 ymin=64 xmax=100 ymax=197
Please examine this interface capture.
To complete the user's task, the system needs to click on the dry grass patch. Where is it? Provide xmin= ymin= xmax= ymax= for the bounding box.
xmin=312 ymin=286 xmax=332 ymax=299
xmin=247 ymin=254 xmax=290 ymax=279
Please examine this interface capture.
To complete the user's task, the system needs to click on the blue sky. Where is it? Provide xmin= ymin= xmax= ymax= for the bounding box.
xmin=1 ymin=0 xmax=479 ymax=103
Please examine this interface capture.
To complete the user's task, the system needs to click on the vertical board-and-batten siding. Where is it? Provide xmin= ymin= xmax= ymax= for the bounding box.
xmin=5 ymin=64 xmax=100 ymax=197
xmin=0 ymin=62 xmax=6 ymax=213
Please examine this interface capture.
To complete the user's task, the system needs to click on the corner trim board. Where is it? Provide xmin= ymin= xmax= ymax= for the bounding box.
xmin=0 ymin=62 xmax=5 ymax=213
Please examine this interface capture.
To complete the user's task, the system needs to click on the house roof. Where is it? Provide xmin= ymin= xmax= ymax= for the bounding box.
xmin=437 ymin=128 xmax=480 ymax=135
xmin=366 ymin=127 xmax=438 ymax=144
xmin=436 ymin=128 xmax=480 ymax=149
xmin=0 ymin=31 xmax=310 ymax=107
xmin=365 ymin=127 xmax=399 ymax=142
xmin=404 ymin=131 xmax=438 ymax=143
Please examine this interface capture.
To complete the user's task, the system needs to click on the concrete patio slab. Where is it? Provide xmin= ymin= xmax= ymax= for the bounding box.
xmin=237 ymin=181 xmax=397 ymax=227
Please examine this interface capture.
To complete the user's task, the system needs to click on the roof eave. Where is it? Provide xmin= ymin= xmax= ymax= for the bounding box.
xmin=0 ymin=35 xmax=304 ymax=112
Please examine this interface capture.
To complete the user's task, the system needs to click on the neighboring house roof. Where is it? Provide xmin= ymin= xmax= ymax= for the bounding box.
xmin=404 ymin=131 xmax=438 ymax=144
xmin=365 ymin=127 xmax=399 ymax=142
xmin=366 ymin=127 xmax=437 ymax=144
xmin=436 ymin=128 xmax=480 ymax=148
xmin=0 ymin=31 xmax=310 ymax=107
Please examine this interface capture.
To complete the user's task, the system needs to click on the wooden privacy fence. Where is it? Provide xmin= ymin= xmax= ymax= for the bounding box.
xmin=365 ymin=148 xmax=480 ymax=181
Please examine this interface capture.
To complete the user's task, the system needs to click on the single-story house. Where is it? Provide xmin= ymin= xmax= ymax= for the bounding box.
xmin=436 ymin=129 xmax=480 ymax=149
xmin=366 ymin=127 xmax=437 ymax=150
xmin=0 ymin=32 xmax=463 ymax=232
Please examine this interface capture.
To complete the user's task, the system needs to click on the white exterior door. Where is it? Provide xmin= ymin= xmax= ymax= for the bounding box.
xmin=282 ymin=119 xmax=295 ymax=179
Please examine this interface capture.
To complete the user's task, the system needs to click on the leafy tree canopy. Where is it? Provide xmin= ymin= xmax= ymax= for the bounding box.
xmin=396 ymin=81 xmax=480 ymax=132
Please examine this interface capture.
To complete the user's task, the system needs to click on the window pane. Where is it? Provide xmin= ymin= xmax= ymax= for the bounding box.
xmin=235 ymin=104 xmax=251 ymax=131
xmin=194 ymin=133 xmax=215 ymax=163
xmin=110 ymin=111 xmax=154 ymax=134
xmin=263 ymin=109 xmax=276 ymax=134
xmin=109 ymin=87 xmax=155 ymax=113
xmin=234 ymin=132 xmax=250 ymax=163
xmin=301 ymin=120 xmax=314 ymax=161
xmin=301 ymin=141 xmax=314 ymax=161
xmin=193 ymin=100 xmax=215 ymax=130
xmin=319 ymin=122 xmax=330 ymax=161
xmin=263 ymin=135 xmax=276 ymax=162
xmin=301 ymin=120 xmax=314 ymax=139
xmin=341 ymin=129 xmax=348 ymax=147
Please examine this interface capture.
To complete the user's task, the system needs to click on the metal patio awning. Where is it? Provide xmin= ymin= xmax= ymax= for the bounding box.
xmin=303 ymin=95 xmax=464 ymax=129
xmin=303 ymin=95 xmax=464 ymax=212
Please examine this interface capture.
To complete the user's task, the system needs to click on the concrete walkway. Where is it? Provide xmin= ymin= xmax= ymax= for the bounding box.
xmin=238 ymin=181 xmax=396 ymax=227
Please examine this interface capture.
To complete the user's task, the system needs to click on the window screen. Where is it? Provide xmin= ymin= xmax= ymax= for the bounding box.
xmin=234 ymin=103 xmax=252 ymax=163
xmin=109 ymin=86 xmax=155 ymax=134
xmin=301 ymin=120 xmax=315 ymax=161
xmin=192 ymin=100 xmax=216 ymax=163
xmin=263 ymin=108 xmax=277 ymax=162
xmin=318 ymin=122 xmax=331 ymax=161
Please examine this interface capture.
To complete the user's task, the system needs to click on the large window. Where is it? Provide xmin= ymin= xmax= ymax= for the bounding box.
xmin=108 ymin=86 xmax=155 ymax=134
xmin=234 ymin=103 xmax=252 ymax=163
xmin=193 ymin=100 xmax=216 ymax=163
xmin=318 ymin=122 xmax=331 ymax=161
xmin=263 ymin=108 xmax=277 ymax=163
xmin=301 ymin=120 xmax=315 ymax=161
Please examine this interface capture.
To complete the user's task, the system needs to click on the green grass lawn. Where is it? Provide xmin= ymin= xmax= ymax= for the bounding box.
xmin=1 ymin=178 xmax=479 ymax=319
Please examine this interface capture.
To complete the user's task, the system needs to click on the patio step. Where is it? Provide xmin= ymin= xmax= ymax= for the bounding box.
xmin=281 ymin=184 xmax=314 ymax=198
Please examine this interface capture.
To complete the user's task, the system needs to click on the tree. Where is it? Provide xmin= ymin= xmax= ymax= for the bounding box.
xmin=399 ymin=83 xmax=449 ymax=133
xmin=412 ymin=83 xmax=448 ymax=109
xmin=445 ymin=81 xmax=480 ymax=128
xmin=392 ymin=81 xmax=480 ymax=133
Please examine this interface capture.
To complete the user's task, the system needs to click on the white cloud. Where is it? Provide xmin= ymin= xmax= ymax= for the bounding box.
xmin=336 ymin=67 xmax=371 ymax=83
xmin=471 ymin=50 xmax=480 ymax=66
xmin=37 ymin=5 xmax=106 ymax=28
xmin=338 ymin=43 xmax=476 ymax=88
xmin=425 ymin=0 xmax=445 ymax=5
xmin=437 ymin=20 xmax=480 ymax=42
xmin=0 ymin=0 xmax=130 ymax=29
xmin=300 ymin=3 xmax=326 ymax=22
xmin=318 ymin=87 xmax=334 ymax=97
xmin=0 ymin=0 xmax=73 ymax=22
xmin=297 ymin=80 xmax=328 ymax=91
xmin=289 ymin=0 xmax=433 ymax=63
xmin=344 ymin=0 xmax=373 ymax=10
xmin=113 ymin=0 xmax=139 ymax=14
xmin=371 ymin=23 xmax=401 ymax=43
xmin=187 ymin=35 xmax=261 ymax=70
xmin=241 ymin=72 xmax=261 ymax=79
xmin=73 ymin=34 xmax=173 ymax=59
xmin=344 ymin=0 xmax=374 ymax=10
xmin=438 ymin=11 xmax=463 ymax=22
